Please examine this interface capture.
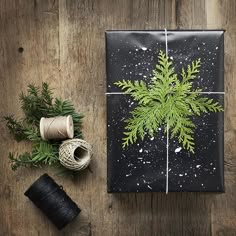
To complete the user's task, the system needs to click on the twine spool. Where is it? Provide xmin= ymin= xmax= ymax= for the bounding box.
xmin=24 ymin=174 xmax=81 ymax=230
xmin=59 ymin=139 xmax=92 ymax=171
xmin=40 ymin=116 xmax=74 ymax=140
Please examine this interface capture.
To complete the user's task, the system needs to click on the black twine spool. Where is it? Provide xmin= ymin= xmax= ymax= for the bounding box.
xmin=24 ymin=174 xmax=81 ymax=230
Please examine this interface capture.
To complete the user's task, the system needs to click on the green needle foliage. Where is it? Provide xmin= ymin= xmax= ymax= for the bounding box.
xmin=115 ymin=51 xmax=223 ymax=153
xmin=4 ymin=82 xmax=83 ymax=173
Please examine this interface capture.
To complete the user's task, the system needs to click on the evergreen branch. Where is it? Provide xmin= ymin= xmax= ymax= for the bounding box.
xmin=181 ymin=59 xmax=201 ymax=83
xmin=41 ymin=82 xmax=53 ymax=106
xmin=4 ymin=116 xmax=27 ymax=141
xmin=9 ymin=152 xmax=40 ymax=171
xmin=114 ymin=80 xmax=152 ymax=105
xmin=115 ymin=51 xmax=223 ymax=153
xmin=122 ymin=103 xmax=163 ymax=147
xmin=31 ymin=141 xmax=58 ymax=165
xmin=3 ymin=83 xmax=84 ymax=173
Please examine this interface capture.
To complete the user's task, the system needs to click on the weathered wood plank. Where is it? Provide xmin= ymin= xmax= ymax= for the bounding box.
xmin=205 ymin=1 xmax=236 ymax=235
xmin=0 ymin=0 xmax=235 ymax=235
xmin=0 ymin=0 xmax=61 ymax=235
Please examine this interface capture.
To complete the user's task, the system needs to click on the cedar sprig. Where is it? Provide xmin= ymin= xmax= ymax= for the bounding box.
xmin=115 ymin=51 xmax=223 ymax=153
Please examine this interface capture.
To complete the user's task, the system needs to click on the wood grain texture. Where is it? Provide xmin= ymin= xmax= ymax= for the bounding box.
xmin=0 ymin=0 xmax=235 ymax=235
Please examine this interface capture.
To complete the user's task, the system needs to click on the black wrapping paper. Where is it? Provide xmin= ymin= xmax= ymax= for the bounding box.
xmin=106 ymin=30 xmax=224 ymax=193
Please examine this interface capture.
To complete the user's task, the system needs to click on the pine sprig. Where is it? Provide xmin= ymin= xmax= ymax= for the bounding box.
xmin=115 ymin=51 xmax=223 ymax=153
xmin=4 ymin=83 xmax=83 ymax=172
xmin=4 ymin=115 xmax=27 ymax=141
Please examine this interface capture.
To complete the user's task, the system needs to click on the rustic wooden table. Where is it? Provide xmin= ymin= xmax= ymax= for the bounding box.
xmin=0 ymin=0 xmax=235 ymax=235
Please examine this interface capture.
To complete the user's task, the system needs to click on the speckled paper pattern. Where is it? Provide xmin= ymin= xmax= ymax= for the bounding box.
xmin=106 ymin=30 xmax=224 ymax=193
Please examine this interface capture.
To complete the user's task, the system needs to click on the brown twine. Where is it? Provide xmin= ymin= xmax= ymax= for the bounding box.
xmin=40 ymin=116 xmax=74 ymax=140
xmin=59 ymin=139 xmax=92 ymax=171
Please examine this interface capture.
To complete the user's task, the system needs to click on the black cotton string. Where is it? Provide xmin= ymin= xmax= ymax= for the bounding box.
xmin=24 ymin=174 xmax=81 ymax=230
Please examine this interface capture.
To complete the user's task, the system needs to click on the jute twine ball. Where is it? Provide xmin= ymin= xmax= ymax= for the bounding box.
xmin=59 ymin=139 xmax=92 ymax=171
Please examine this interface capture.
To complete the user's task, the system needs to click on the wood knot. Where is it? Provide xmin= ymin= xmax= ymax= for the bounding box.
xmin=18 ymin=47 xmax=24 ymax=53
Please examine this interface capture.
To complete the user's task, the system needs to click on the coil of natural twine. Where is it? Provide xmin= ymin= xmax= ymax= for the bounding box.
xmin=59 ymin=139 xmax=92 ymax=171
xmin=40 ymin=116 xmax=74 ymax=140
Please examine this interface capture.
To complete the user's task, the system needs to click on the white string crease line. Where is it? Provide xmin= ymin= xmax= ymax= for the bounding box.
xmin=105 ymin=92 xmax=225 ymax=95
xmin=164 ymin=28 xmax=169 ymax=194
xmin=165 ymin=28 xmax=168 ymax=57
xmin=105 ymin=92 xmax=126 ymax=95
xmin=166 ymin=123 xmax=169 ymax=194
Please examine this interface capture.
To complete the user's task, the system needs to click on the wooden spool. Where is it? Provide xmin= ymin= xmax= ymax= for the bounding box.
xmin=40 ymin=116 xmax=74 ymax=140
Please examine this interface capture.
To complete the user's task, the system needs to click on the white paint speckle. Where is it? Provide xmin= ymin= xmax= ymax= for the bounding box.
xmin=216 ymin=47 xmax=219 ymax=49
xmin=139 ymin=148 xmax=143 ymax=153
xmin=175 ymin=147 xmax=182 ymax=153
xmin=141 ymin=47 xmax=147 ymax=51
xmin=179 ymin=174 xmax=183 ymax=177
xmin=196 ymin=165 xmax=201 ymax=168
xmin=194 ymin=174 xmax=197 ymax=177
xmin=170 ymin=56 xmax=173 ymax=60
xmin=147 ymin=185 xmax=152 ymax=189
xmin=137 ymin=183 xmax=140 ymax=186
xmin=126 ymin=173 xmax=132 ymax=177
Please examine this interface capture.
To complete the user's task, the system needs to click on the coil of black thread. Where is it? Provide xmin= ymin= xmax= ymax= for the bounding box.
xmin=24 ymin=174 xmax=81 ymax=230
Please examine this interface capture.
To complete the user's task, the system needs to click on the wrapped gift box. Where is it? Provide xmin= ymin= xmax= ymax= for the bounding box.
xmin=106 ymin=30 xmax=224 ymax=193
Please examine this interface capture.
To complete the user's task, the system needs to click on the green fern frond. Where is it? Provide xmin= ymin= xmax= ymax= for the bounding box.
xmin=115 ymin=51 xmax=223 ymax=153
